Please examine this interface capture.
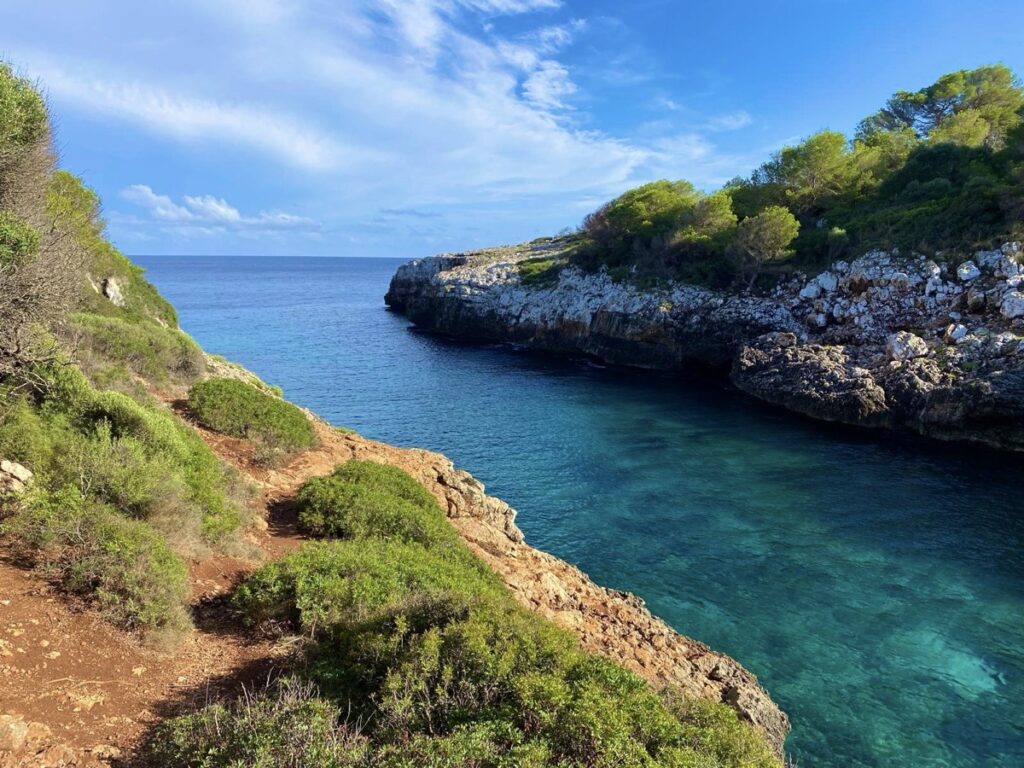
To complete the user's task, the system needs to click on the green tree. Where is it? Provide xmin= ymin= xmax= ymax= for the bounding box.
xmin=734 ymin=206 xmax=800 ymax=285
xmin=755 ymin=131 xmax=863 ymax=217
xmin=583 ymin=180 xmax=699 ymax=249
xmin=858 ymin=65 xmax=1024 ymax=149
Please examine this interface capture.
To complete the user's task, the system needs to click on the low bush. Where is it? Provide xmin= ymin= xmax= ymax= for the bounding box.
xmin=71 ymin=312 xmax=204 ymax=385
xmin=3 ymin=485 xmax=190 ymax=635
xmin=148 ymin=677 xmax=367 ymax=768
xmin=295 ymin=461 xmax=453 ymax=546
xmin=188 ymin=378 xmax=315 ymax=460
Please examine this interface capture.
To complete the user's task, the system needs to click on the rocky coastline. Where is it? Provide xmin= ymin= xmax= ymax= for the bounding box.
xmin=387 ymin=238 xmax=1024 ymax=451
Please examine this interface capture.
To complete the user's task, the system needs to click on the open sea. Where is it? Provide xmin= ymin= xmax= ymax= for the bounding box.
xmin=138 ymin=255 xmax=1024 ymax=768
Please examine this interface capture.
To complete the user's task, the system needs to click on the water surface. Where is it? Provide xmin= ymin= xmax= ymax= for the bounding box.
xmin=139 ymin=255 xmax=1024 ymax=768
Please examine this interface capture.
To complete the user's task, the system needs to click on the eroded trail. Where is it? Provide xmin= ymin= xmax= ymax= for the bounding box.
xmin=1 ymin=408 xmax=788 ymax=766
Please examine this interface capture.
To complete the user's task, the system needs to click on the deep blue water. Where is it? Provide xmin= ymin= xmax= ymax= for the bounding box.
xmin=138 ymin=255 xmax=1024 ymax=768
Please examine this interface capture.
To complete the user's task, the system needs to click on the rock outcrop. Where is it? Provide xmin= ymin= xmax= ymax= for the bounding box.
xmin=387 ymin=239 xmax=1024 ymax=450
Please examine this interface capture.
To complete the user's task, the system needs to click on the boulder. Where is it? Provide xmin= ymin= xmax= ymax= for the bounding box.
xmin=102 ymin=277 xmax=126 ymax=307
xmin=1001 ymin=291 xmax=1024 ymax=319
xmin=887 ymin=332 xmax=929 ymax=361
xmin=0 ymin=459 xmax=33 ymax=494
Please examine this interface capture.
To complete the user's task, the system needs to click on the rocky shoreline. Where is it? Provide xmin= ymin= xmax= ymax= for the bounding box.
xmin=386 ymin=238 xmax=1024 ymax=451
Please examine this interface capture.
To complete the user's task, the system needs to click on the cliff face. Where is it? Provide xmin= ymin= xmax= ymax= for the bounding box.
xmin=387 ymin=239 xmax=1024 ymax=450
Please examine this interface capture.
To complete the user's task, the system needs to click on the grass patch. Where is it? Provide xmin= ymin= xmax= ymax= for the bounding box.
xmin=517 ymin=256 xmax=563 ymax=287
xmin=188 ymin=378 xmax=316 ymax=462
xmin=71 ymin=312 xmax=204 ymax=385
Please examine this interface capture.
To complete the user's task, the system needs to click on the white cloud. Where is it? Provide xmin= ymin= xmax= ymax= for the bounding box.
xmin=704 ymin=111 xmax=753 ymax=131
xmin=121 ymin=185 xmax=320 ymax=235
xmin=34 ymin=64 xmax=348 ymax=171
xmin=522 ymin=61 xmax=577 ymax=109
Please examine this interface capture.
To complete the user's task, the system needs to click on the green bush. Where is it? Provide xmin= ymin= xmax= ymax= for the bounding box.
xmin=71 ymin=312 xmax=204 ymax=384
xmin=148 ymin=678 xmax=367 ymax=768
xmin=0 ymin=212 xmax=39 ymax=268
xmin=0 ymin=63 xmax=47 ymax=150
xmin=4 ymin=485 xmax=190 ymax=634
xmin=188 ymin=378 xmax=315 ymax=459
xmin=295 ymin=461 xmax=453 ymax=546
xmin=234 ymin=539 xmax=500 ymax=632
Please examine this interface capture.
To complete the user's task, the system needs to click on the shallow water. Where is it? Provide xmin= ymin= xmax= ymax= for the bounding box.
xmin=139 ymin=255 xmax=1024 ymax=768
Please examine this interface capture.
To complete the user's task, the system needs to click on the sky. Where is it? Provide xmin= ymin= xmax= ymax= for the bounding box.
xmin=2 ymin=1 xmax=1023 ymax=258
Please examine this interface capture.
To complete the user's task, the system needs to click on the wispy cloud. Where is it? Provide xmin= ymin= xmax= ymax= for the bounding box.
xmin=121 ymin=185 xmax=320 ymax=235
xmin=704 ymin=111 xmax=753 ymax=131
xmin=34 ymin=64 xmax=348 ymax=171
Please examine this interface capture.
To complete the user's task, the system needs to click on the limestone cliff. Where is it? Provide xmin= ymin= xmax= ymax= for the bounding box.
xmin=386 ymin=238 xmax=1024 ymax=450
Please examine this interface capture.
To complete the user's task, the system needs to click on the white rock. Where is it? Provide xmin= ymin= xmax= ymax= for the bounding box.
xmin=887 ymin=332 xmax=929 ymax=361
xmin=957 ymin=261 xmax=981 ymax=282
xmin=799 ymin=282 xmax=822 ymax=300
xmin=1001 ymin=291 xmax=1024 ymax=319
xmin=945 ymin=323 xmax=969 ymax=343
xmin=102 ymin=277 xmax=126 ymax=307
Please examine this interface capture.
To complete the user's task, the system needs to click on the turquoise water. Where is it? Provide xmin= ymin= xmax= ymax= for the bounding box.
xmin=138 ymin=255 xmax=1023 ymax=768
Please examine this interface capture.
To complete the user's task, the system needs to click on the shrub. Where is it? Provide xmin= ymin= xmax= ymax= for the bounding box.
xmin=233 ymin=539 xmax=500 ymax=632
xmin=0 ymin=63 xmax=47 ymax=150
xmin=295 ymin=461 xmax=453 ymax=546
xmin=148 ymin=678 xmax=367 ymax=768
xmin=4 ymin=485 xmax=190 ymax=635
xmin=0 ymin=211 xmax=39 ymax=268
xmin=71 ymin=312 xmax=204 ymax=384
xmin=188 ymin=378 xmax=315 ymax=459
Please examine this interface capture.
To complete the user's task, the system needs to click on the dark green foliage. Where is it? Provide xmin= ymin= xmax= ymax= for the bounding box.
xmin=148 ymin=678 xmax=367 ymax=768
xmin=295 ymin=461 xmax=455 ymax=546
xmin=0 ymin=63 xmax=47 ymax=149
xmin=207 ymin=463 xmax=780 ymax=768
xmin=0 ymin=211 xmax=39 ymax=267
xmin=3 ymin=485 xmax=189 ymax=634
xmin=733 ymin=206 xmax=801 ymax=282
xmin=188 ymin=378 xmax=316 ymax=459
xmin=72 ymin=313 xmax=204 ymax=384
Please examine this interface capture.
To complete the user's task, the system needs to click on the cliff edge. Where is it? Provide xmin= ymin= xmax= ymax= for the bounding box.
xmin=387 ymin=238 xmax=1024 ymax=451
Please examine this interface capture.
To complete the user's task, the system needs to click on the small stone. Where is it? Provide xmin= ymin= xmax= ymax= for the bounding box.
xmin=945 ymin=324 xmax=969 ymax=344
xmin=957 ymin=261 xmax=981 ymax=281
xmin=0 ymin=715 xmax=28 ymax=752
xmin=91 ymin=744 xmax=121 ymax=760
xmin=887 ymin=331 xmax=929 ymax=361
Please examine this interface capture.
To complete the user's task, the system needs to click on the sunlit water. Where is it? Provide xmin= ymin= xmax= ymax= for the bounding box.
xmin=139 ymin=255 xmax=1024 ymax=768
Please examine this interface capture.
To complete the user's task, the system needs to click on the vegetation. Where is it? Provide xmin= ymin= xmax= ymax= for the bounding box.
xmin=572 ymin=64 xmax=1024 ymax=288
xmin=294 ymin=461 xmax=455 ymax=545
xmin=154 ymin=461 xmax=780 ymax=767
xmin=188 ymin=378 xmax=316 ymax=460
xmin=517 ymin=256 xmax=563 ymax=286
xmin=0 ymin=64 xmax=250 ymax=641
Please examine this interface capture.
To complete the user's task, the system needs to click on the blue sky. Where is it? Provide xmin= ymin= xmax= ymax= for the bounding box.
xmin=2 ymin=0 xmax=1023 ymax=257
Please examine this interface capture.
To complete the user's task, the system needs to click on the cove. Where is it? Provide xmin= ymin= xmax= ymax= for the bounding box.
xmin=138 ymin=254 xmax=1024 ymax=768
